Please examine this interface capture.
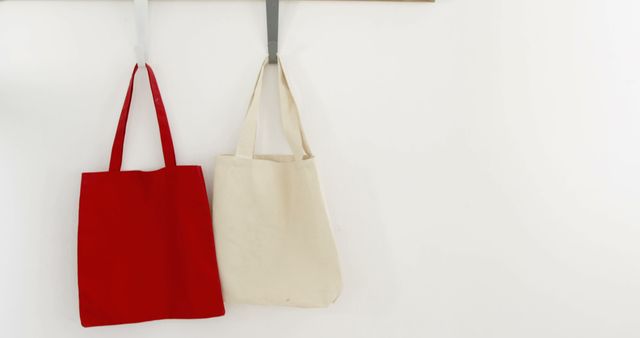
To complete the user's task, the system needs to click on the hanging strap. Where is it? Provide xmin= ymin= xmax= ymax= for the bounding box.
xmin=235 ymin=57 xmax=312 ymax=160
xmin=109 ymin=64 xmax=177 ymax=172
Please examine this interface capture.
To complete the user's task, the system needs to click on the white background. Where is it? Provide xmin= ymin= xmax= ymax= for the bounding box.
xmin=1 ymin=1 xmax=640 ymax=337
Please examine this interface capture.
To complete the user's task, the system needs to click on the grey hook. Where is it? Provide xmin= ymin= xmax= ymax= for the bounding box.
xmin=266 ymin=0 xmax=279 ymax=64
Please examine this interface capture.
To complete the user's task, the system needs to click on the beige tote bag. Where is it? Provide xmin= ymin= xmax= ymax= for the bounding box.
xmin=212 ymin=58 xmax=342 ymax=307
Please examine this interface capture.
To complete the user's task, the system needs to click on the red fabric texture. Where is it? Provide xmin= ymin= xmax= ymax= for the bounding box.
xmin=77 ymin=64 xmax=225 ymax=327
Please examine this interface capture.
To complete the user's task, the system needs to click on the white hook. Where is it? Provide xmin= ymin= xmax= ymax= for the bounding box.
xmin=134 ymin=0 xmax=148 ymax=69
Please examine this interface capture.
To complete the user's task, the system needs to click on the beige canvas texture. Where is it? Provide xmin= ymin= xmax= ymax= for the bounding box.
xmin=212 ymin=58 xmax=342 ymax=307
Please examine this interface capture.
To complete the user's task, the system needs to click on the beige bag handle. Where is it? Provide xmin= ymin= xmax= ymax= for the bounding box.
xmin=235 ymin=57 xmax=313 ymax=160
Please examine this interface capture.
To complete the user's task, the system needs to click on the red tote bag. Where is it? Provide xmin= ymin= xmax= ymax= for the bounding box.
xmin=78 ymin=64 xmax=225 ymax=327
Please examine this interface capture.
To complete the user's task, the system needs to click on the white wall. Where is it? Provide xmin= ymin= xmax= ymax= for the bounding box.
xmin=2 ymin=1 xmax=640 ymax=337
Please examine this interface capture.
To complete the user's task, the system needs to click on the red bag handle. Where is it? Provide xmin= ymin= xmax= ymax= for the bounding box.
xmin=109 ymin=64 xmax=177 ymax=172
